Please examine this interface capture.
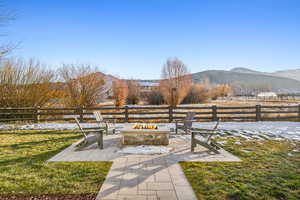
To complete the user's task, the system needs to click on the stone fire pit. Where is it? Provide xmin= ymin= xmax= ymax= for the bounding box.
xmin=121 ymin=125 xmax=170 ymax=145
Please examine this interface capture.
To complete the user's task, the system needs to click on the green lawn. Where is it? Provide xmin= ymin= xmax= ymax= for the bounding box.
xmin=181 ymin=137 xmax=300 ymax=200
xmin=2 ymin=129 xmax=300 ymax=200
xmin=0 ymin=130 xmax=111 ymax=198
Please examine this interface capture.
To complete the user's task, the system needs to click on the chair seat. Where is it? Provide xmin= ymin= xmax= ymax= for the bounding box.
xmin=74 ymin=117 xmax=104 ymax=149
xmin=86 ymin=134 xmax=98 ymax=140
xmin=175 ymin=112 xmax=196 ymax=134
xmin=76 ymin=134 xmax=99 ymax=148
xmin=191 ymin=120 xmax=220 ymax=153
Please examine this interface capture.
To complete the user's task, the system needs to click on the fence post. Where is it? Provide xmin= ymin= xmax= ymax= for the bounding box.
xmin=34 ymin=106 xmax=40 ymax=123
xmin=79 ymin=106 xmax=84 ymax=122
xmin=256 ymin=105 xmax=261 ymax=121
xmin=169 ymin=106 xmax=173 ymax=122
xmin=212 ymin=105 xmax=218 ymax=121
xmin=125 ymin=106 xmax=129 ymax=122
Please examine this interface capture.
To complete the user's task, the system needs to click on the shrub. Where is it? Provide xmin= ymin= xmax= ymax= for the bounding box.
xmin=126 ymin=80 xmax=140 ymax=105
xmin=146 ymin=89 xmax=165 ymax=105
xmin=113 ymin=79 xmax=128 ymax=107
xmin=59 ymin=64 xmax=106 ymax=107
xmin=210 ymin=84 xmax=232 ymax=100
xmin=0 ymin=58 xmax=57 ymax=107
xmin=182 ymin=83 xmax=210 ymax=104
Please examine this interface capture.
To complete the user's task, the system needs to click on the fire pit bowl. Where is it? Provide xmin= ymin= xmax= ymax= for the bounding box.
xmin=121 ymin=124 xmax=170 ymax=145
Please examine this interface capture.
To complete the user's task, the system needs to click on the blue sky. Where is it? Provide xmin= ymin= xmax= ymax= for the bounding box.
xmin=4 ymin=0 xmax=300 ymax=79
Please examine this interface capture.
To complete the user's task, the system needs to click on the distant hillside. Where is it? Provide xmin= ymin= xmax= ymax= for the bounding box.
xmin=230 ymin=67 xmax=300 ymax=82
xmin=192 ymin=70 xmax=300 ymax=93
xmin=230 ymin=67 xmax=262 ymax=74
xmin=133 ymin=67 xmax=300 ymax=93
xmin=271 ymin=69 xmax=300 ymax=81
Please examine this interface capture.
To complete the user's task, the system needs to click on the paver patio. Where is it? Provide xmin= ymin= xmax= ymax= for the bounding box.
xmin=96 ymin=156 xmax=197 ymax=200
xmin=48 ymin=128 xmax=240 ymax=200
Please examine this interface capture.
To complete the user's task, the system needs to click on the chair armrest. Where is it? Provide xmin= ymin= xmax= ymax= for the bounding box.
xmin=175 ymin=119 xmax=185 ymax=123
xmin=192 ymin=128 xmax=216 ymax=131
xmin=190 ymin=128 xmax=216 ymax=133
xmin=77 ymin=129 xmax=105 ymax=133
xmin=83 ymin=127 xmax=104 ymax=130
xmin=106 ymin=119 xmax=117 ymax=124
xmin=176 ymin=119 xmax=197 ymax=122
xmin=175 ymin=119 xmax=182 ymax=122
xmin=103 ymin=119 xmax=117 ymax=125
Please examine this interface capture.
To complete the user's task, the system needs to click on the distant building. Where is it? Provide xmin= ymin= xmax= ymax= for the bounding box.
xmin=139 ymin=81 xmax=159 ymax=94
xmin=257 ymin=92 xmax=277 ymax=98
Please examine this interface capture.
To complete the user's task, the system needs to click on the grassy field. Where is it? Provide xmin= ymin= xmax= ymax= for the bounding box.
xmin=0 ymin=130 xmax=111 ymax=199
xmin=181 ymin=138 xmax=300 ymax=200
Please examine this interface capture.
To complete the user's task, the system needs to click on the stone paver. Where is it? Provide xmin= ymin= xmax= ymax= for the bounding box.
xmin=96 ymin=156 xmax=197 ymax=200
xmin=48 ymin=125 xmax=241 ymax=200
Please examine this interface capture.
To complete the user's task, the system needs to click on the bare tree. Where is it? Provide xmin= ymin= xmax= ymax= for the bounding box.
xmin=112 ymin=79 xmax=128 ymax=107
xmin=59 ymin=64 xmax=106 ymax=107
xmin=0 ymin=58 xmax=56 ymax=107
xmin=159 ymin=58 xmax=192 ymax=106
xmin=0 ymin=6 xmax=16 ymax=59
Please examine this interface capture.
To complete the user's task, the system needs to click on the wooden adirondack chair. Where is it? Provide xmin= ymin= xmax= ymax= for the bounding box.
xmin=93 ymin=111 xmax=116 ymax=135
xmin=190 ymin=120 xmax=220 ymax=153
xmin=175 ymin=112 xmax=196 ymax=134
xmin=74 ymin=117 xmax=104 ymax=149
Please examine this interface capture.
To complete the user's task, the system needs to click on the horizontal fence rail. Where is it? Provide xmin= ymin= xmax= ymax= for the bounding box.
xmin=0 ymin=104 xmax=300 ymax=123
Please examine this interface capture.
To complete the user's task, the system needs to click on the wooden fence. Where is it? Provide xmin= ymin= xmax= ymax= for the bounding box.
xmin=0 ymin=105 xmax=300 ymax=123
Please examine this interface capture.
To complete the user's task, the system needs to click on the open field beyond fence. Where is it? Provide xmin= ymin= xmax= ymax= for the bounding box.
xmin=1 ymin=104 xmax=300 ymax=123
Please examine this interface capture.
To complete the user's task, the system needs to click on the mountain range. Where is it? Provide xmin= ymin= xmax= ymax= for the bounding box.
xmin=139 ymin=67 xmax=300 ymax=93
xmin=230 ymin=67 xmax=300 ymax=81
xmin=192 ymin=67 xmax=300 ymax=93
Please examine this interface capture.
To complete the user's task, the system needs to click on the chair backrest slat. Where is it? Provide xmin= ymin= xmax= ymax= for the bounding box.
xmin=186 ymin=112 xmax=195 ymax=120
xmin=184 ymin=112 xmax=195 ymax=128
xmin=94 ymin=111 xmax=104 ymax=122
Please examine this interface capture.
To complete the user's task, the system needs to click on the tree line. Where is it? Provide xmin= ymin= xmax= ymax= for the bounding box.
xmin=0 ymin=57 xmax=232 ymax=108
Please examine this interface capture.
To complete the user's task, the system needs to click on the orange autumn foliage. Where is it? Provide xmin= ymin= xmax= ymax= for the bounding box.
xmin=113 ymin=79 xmax=128 ymax=107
